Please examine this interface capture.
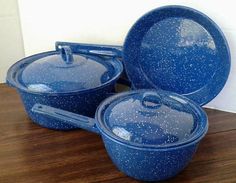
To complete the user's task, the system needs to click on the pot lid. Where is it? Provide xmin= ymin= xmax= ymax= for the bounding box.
xmin=123 ymin=5 xmax=230 ymax=106
xmin=7 ymin=46 xmax=122 ymax=94
xmin=97 ymin=90 xmax=208 ymax=148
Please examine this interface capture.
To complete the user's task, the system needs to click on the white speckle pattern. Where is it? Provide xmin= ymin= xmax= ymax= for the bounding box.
xmin=7 ymin=50 xmax=123 ymax=130
xmin=103 ymin=132 xmax=198 ymax=182
xmin=102 ymin=90 xmax=205 ymax=147
xmin=21 ymin=54 xmax=116 ymax=92
xmin=123 ymin=5 xmax=230 ymax=106
xmin=96 ymin=89 xmax=208 ymax=181
xmin=19 ymin=86 xmax=114 ymax=130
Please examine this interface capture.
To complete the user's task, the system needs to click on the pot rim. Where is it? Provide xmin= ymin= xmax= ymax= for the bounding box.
xmin=6 ymin=51 xmax=123 ymax=96
xmin=96 ymin=89 xmax=208 ymax=150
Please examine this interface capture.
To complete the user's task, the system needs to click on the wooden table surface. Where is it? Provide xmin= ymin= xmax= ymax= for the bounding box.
xmin=0 ymin=83 xmax=236 ymax=183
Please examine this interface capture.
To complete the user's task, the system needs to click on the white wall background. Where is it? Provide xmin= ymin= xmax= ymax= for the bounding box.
xmin=0 ymin=0 xmax=24 ymax=83
xmin=3 ymin=0 xmax=236 ymax=112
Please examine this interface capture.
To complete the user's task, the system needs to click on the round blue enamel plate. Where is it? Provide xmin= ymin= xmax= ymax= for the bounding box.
xmin=123 ymin=5 xmax=231 ymax=106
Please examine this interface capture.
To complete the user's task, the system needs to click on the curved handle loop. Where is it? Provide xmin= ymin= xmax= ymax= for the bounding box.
xmin=141 ymin=92 xmax=162 ymax=109
xmin=60 ymin=46 xmax=74 ymax=64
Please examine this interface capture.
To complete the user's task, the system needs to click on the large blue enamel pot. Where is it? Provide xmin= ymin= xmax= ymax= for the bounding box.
xmin=6 ymin=42 xmax=123 ymax=130
xmin=31 ymin=89 xmax=208 ymax=181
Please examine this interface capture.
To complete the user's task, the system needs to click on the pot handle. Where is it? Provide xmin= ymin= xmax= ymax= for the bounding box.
xmin=56 ymin=41 xmax=123 ymax=58
xmin=141 ymin=92 xmax=162 ymax=109
xmin=31 ymin=103 xmax=100 ymax=134
xmin=60 ymin=46 xmax=74 ymax=64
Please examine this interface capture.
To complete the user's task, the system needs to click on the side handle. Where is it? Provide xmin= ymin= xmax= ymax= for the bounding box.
xmin=32 ymin=104 xmax=100 ymax=134
xmin=55 ymin=41 xmax=123 ymax=58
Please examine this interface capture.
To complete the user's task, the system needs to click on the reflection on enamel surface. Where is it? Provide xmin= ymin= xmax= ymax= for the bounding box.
xmin=138 ymin=17 xmax=219 ymax=94
xmin=28 ymin=84 xmax=53 ymax=92
xmin=105 ymin=96 xmax=195 ymax=146
xmin=177 ymin=19 xmax=216 ymax=50
xmin=21 ymin=54 xmax=114 ymax=92
xmin=112 ymin=127 xmax=132 ymax=141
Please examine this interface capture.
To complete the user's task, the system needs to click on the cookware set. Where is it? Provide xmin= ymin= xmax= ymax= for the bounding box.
xmin=6 ymin=5 xmax=230 ymax=181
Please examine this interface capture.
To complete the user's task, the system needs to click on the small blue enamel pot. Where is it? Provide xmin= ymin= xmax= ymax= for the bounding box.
xmin=6 ymin=42 xmax=123 ymax=130
xmin=31 ymin=89 xmax=208 ymax=181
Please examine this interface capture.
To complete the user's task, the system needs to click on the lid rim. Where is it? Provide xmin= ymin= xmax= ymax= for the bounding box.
xmin=98 ymin=125 xmax=208 ymax=151
xmin=100 ymin=122 xmax=208 ymax=151
xmin=6 ymin=51 xmax=123 ymax=95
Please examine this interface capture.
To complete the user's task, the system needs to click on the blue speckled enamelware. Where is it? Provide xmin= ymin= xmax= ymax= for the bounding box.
xmin=6 ymin=42 xmax=123 ymax=130
xmin=123 ymin=5 xmax=231 ymax=106
xmin=31 ymin=89 xmax=208 ymax=181
xmin=55 ymin=41 xmax=123 ymax=58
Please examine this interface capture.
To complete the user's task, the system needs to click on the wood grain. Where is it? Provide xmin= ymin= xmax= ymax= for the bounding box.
xmin=0 ymin=83 xmax=235 ymax=183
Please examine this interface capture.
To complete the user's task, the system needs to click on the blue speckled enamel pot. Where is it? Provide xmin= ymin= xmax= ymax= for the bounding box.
xmin=6 ymin=42 xmax=123 ymax=130
xmin=31 ymin=89 xmax=208 ymax=181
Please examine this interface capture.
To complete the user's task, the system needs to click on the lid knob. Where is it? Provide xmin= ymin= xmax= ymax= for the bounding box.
xmin=142 ymin=91 xmax=162 ymax=109
xmin=60 ymin=46 xmax=74 ymax=64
